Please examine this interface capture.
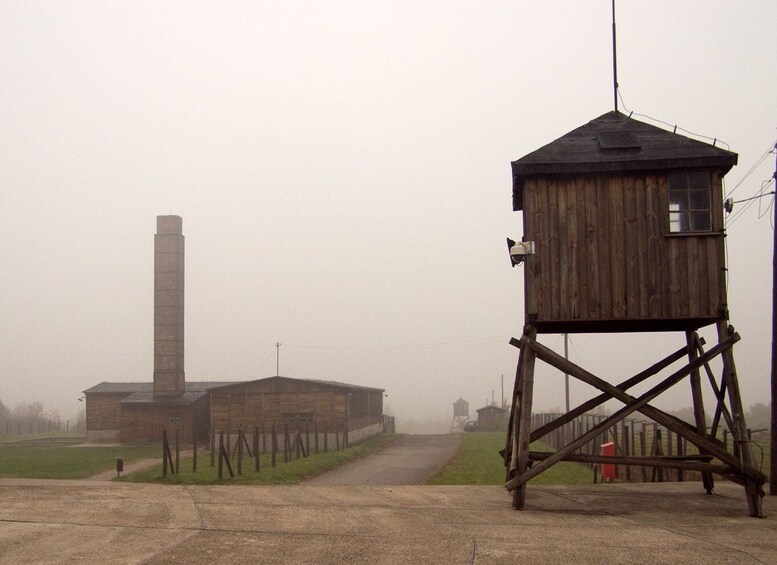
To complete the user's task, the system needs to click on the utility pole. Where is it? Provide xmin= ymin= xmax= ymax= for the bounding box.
xmin=275 ymin=341 xmax=281 ymax=377
xmin=770 ymin=143 xmax=777 ymax=495
xmin=564 ymin=333 xmax=570 ymax=413
xmin=611 ymin=0 xmax=618 ymax=112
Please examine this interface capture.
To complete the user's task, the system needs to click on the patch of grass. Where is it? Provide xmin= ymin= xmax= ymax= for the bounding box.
xmin=119 ymin=433 xmax=401 ymax=485
xmin=0 ymin=445 xmax=160 ymax=479
xmin=427 ymin=432 xmax=594 ymax=485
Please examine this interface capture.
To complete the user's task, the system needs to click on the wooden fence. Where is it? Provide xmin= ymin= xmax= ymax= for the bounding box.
xmin=161 ymin=416 xmax=396 ymax=479
xmin=3 ymin=418 xmax=83 ymax=436
xmin=532 ymin=412 xmax=769 ymax=483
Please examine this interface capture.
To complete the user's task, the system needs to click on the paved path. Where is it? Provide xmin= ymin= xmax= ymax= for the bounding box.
xmin=0 ymin=480 xmax=775 ymax=563
xmin=305 ymin=434 xmax=461 ymax=485
xmin=88 ymin=450 xmax=194 ymax=481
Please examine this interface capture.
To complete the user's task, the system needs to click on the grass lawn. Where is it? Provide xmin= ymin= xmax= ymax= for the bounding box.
xmin=0 ymin=445 xmax=160 ymax=479
xmin=119 ymin=433 xmax=401 ymax=485
xmin=427 ymin=432 xmax=594 ymax=485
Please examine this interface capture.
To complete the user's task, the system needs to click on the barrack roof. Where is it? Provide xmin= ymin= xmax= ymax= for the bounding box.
xmin=83 ymin=377 xmax=383 ymax=406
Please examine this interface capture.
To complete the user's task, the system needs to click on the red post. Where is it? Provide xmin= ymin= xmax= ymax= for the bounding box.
xmin=600 ymin=441 xmax=616 ymax=480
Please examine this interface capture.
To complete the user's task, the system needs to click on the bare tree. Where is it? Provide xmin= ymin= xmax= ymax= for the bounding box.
xmin=12 ymin=401 xmax=44 ymax=420
xmin=747 ymin=403 xmax=770 ymax=431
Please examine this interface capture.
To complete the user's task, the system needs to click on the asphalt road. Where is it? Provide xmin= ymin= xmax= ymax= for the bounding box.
xmin=305 ymin=433 xmax=461 ymax=485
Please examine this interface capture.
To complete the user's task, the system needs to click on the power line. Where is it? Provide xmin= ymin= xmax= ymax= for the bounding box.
xmin=283 ymin=336 xmax=507 ymax=352
xmin=724 ymin=143 xmax=776 ymax=228
xmin=616 ymin=88 xmax=730 ymax=150
xmin=257 ymin=348 xmax=275 ymax=373
xmin=726 ymin=141 xmax=777 ymax=199
xmin=732 ymin=191 xmax=776 ymax=206
xmin=727 ymin=179 xmax=775 ymax=227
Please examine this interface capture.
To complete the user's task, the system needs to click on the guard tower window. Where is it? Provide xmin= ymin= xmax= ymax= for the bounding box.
xmin=668 ymin=171 xmax=712 ymax=233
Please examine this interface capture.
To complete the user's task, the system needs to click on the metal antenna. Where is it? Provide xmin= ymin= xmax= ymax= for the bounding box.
xmin=612 ymin=0 xmax=619 ymax=112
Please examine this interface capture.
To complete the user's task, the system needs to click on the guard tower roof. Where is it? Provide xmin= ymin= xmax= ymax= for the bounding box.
xmin=512 ymin=111 xmax=738 ymax=211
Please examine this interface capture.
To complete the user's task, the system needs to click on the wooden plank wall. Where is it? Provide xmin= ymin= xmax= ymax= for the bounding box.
xmin=210 ymin=390 xmax=348 ymax=432
xmin=348 ymin=390 xmax=384 ymax=420
xmin=477 ymin=408 xmax=506 ymax=432
xmin=523 ymin=171 xmax=725 ymax=326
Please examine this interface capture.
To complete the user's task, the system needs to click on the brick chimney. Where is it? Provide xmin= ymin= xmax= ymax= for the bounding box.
xmin=153 ymin=215 xmax=185 ymax=397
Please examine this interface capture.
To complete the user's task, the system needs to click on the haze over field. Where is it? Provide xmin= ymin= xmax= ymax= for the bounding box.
xmin=1 ymin=1 xmax=776 ymax=425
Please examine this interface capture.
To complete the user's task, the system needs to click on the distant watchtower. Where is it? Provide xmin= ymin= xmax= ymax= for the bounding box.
xmin=504 ymin=111 xmax=765 ymax=516
xmin=450 ymin=398 xmax=470 ymax=433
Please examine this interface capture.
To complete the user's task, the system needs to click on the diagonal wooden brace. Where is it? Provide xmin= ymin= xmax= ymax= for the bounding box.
xmin=505 ymin=332 xmax=745 ymax=491
xmin=508 ymin=332 xmax=766 ymax=487
xmin=693 ymin=335 xmax=735 ymax=438
xmin=511 ymin=337 xmax=714 ymax=448
xmin=509 ymin=340 xmax=697 ymax=444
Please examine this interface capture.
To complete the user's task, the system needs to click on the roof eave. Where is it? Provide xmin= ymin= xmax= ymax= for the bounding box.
xmin=512 ymin=156 xmax=737 ymax=211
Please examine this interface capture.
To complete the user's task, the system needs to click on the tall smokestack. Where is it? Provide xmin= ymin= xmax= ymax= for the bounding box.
xmin=153 ymin=215 xmax=185 ymax=396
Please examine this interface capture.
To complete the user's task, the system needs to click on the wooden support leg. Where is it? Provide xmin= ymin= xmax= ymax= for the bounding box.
xmin=717 ymin=321 xmax=764 ymax=517
xmin=687 ymin=331 xmax=714 ymax=494
xmin=504 ymin=339 xmax=527 ymax=480
xmin=512 ymin=325 xmax=537 ymax=509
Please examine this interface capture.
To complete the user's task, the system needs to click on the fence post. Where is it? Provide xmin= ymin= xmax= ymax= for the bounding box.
xmin=162 ymin=430 xmax=167 ymax=477
xmin=218 ymin=431 xmax=224 ymax=479
xmin=284 ymin=422 xmax=290 ymax=463
xmin=271 ymin=423 xmax=277 ymax=468
xmin=254 ymin=426 xmax=260 ymax=472
xmin=571 ymin=420 xmax=577 ymax=452
xmin=677 ymin=432 xmax=684 ymax=482
xmin=640 ymin=423 xmax=648 ymax=482
xmin=218 ymin=431 xmax=235 ymax=479
xmin=237 ymin=429 xmax=244 ymax=475
xmin=210 ymin=428 xmax=215 ymax=468
xmin=623 ymin=425 xmax=631 ymax=482
xmin=175 ymin=430 xmax=180 ymax=475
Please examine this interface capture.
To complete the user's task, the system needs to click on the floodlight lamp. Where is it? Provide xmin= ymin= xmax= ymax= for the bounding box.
xmin=507 ymin=238 xmax=535 ymax=267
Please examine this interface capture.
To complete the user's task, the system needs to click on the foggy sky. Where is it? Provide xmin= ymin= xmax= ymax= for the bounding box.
xmin=1 ymin=1 xmax=776 ymax=425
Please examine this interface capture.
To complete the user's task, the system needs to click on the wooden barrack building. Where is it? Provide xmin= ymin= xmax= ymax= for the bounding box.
xmin=208 ymin=377 xmax=385 ymax=444
xmin=84 ymin=376 xmax=384 ymax=445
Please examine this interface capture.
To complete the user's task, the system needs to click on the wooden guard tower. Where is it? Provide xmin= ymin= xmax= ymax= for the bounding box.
xmin=450 ymin=398 xmax=470 ymax=432
xmin=503 ymin=111 xmax=767 ymax=516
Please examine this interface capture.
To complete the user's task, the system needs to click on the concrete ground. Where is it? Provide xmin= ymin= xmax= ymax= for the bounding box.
xmin=1 ymin=479 xmax=776 ymax=564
